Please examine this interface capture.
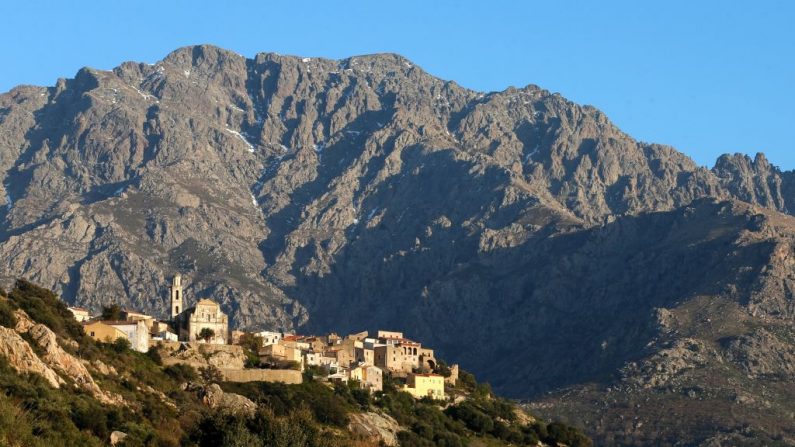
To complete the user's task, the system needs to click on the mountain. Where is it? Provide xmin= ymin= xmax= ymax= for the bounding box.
xmin=2 ymin=44 xmax=795 ymax=444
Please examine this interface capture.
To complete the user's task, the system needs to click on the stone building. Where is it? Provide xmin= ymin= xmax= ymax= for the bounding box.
xmin=169 ymin=274 xmax=229 ymax=344
xmin=374 ymin=339 xmax=421 ymax=374
xmin=350 ymin=365 xmax=383 ymax=393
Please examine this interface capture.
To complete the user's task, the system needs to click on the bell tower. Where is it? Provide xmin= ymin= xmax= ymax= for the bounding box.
xmin=170 ymin=274 xmax=183 ymax=319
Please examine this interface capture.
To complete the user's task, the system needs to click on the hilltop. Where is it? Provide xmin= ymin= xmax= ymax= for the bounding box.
xmin=0 ymin=279 xmax=590 ymax=446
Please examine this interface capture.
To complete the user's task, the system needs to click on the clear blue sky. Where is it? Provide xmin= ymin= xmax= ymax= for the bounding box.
xmin=1 ymin=1 xmax=793 ymax=169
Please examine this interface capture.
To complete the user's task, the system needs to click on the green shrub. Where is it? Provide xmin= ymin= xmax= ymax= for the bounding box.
xmin=112 ymin=336 xmax=132 ymax=352
xmin=146 ymin=346 xmax=164 ymax=365
xmin=8 ymin=279 xmax=85 ymax=341
xmin=445 ymin=402 xmax=494 ymax=434
xmin=544 ymin=421 xmax=593 ymax=447
xmin=101 ymin=303 xmax=122 ymax=321
xmin=199 ymin=365 xmax=224 ymax=384
xmin=164 ymin=363 xmax=198 ymax=382
xmin=0 ymin=298 xmax=17 ymax=328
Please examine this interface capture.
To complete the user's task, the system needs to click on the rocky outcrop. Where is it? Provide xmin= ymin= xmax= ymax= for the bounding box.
xmin=13 ymin=309 xmax=122 ymax=405
xmin=348 ymin=412 xmax=401 ymax=446
xmin=190 ymin=383 xmax=256 ymax=417
xmin=713 ymin=152 xmax=794 ymax=213
xmin=0 ymin=326 xmax=63 ymax=388
xmin=158 ymin=341 xmax=246 ymax=370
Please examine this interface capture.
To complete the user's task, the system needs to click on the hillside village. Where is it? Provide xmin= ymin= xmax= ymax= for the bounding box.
xmin=70 ymin=274 xmax=458 ymax=400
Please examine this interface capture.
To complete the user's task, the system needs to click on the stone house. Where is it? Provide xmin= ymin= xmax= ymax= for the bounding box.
xmin=419 ymin=347 xmax=437 ymax=370
xmin=350 ymin=365 xmax=383 ymax=393
xmin=260 ymin=343 xmax=304 ymax=370
xmin=305 ymin=352 xmax=339 ymax=371
xmin=377 ymin=330 xmax=404 ymax=341
xmin=374 ymin=339 xmax=421 ymax=374
xmin=355 ymin=346 xmax=375 ymax=365
xmin=281 ymin=335 xmax=310 ymax=351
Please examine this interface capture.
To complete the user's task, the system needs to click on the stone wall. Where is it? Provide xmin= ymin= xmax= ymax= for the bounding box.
xmin=221 ymin=368 xmax=302 ymax=384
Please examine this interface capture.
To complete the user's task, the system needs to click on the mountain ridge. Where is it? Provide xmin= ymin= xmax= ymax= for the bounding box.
xmin=2 ymin=44 xmax=795 ymax=444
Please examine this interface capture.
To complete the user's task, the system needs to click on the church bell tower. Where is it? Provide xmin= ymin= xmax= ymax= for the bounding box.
xmin=170 ymin=274 xmax=183 ymax=319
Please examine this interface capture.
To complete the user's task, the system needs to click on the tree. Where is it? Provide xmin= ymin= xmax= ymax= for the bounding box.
xmin=198 ymin=328 xmax=215 ymax=343
xmin=101 ymin=304 xmax=121 ymax=321
xmin=112 ymin=336 xmax=131 ymax=353
xmin=237 ymin=333 xmax=263 ymax=352
xmin=199 ymin=365 xmax=224 ymax=384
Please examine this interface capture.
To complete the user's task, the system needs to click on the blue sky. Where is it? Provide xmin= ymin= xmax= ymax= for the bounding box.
xmin=1 ymin=1 xmax=793 ymax=169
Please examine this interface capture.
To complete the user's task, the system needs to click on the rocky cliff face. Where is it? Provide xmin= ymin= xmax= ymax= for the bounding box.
xmin=2 ymin=45 xmax=795 ymax=444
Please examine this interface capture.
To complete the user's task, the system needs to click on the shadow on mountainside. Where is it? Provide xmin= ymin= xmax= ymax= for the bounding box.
xmin=281 ymin=145 xmax=773 ymax=398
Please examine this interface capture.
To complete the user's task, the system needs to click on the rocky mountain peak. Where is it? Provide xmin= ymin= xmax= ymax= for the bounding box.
xmin=1 ymin=47 xmax=795 ymax=442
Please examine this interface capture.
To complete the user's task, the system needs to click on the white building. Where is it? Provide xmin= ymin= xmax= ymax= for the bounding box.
xmin=104 ymin=320 xmax=150 ymax=353
xmin=254 ymin=330 xmax=284 ymax=346
xmin=67 ymin=307 xmax=92 ymax=322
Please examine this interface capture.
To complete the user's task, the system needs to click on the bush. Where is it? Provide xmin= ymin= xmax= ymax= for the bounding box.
xmin=164 ymin=363 xmax=198 ymax=382
xmin=445 ymin=402 xmax=494 ymax=434
xmin=112 ymin=336 xmax=132 ymax=353
xmin=8 ymin=279 xmax=85 ymax=341
xmin=544 ymin=421 xmax=593 ymax=447
xmin=0 ymin=298 xmax=17 ymax=328
xmin=101 ymin=304 xmax=121 ymax=321
xmin=198 ymin=328 xmax=215 ymax=342
xmin=146 ymin=346 xmax=163 ymax=365
xmin=199 ymin=365 xmax=224 ymax=384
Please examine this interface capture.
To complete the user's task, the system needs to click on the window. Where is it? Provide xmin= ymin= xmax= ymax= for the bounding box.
xmin=90 ymin=331 xmax=95 ymax=336
xmin=176 ymin=306 xmax=179 ymax=314
xmin=175 ymin=290 xmax=180 ymax=300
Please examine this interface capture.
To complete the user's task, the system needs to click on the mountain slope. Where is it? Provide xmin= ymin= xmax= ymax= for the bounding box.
xmin=2 ymin=44 xmax=795 ymax=444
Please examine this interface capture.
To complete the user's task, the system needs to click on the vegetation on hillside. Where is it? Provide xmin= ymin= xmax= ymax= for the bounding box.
xmin=0 ymin=279 xmax=591 ymax=446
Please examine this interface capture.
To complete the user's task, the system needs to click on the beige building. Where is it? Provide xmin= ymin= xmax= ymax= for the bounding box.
xmin=419 ymin=347 xmax=437 ymax=370
xmin=169 ymin=274 xmax=229 ymax=344
xmin=374 ymin=340 xmax=421 ymax=374
xmin=377 ymin=330 xmax=404 ymax=341
xmin=350 ymin=365 xmax=383 ymax=393
xmin=330 ymin=338 xmax=360 ymax=368
xmin=260 ymin=343 xmax=304 ymax=370
xmin=355 ymin=346 xmax=375 ymax=365
xmin=281 ymin=335 xmax=310 ymax=351
xmin=83 ymin=321 xmax=127 ymax=344
xmin=83 ymin=320 xmax=150 ymax=353
xmin=404 ymin=373 xmax=445 ymax=400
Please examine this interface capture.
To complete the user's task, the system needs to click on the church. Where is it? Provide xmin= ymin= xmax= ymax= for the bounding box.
xmin=169 ymin=274 xmax=229 ymax=344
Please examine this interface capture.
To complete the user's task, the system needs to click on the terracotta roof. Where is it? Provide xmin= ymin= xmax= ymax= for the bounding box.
xmin=68 ymin=306 xmax=89 ymax=312
xmin=196 ymin=299 xmax=219 ymax=306
xmin=413 ymin=373 xmax=442 ymax=377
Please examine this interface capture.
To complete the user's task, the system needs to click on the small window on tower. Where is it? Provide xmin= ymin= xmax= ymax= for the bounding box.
xmin=176 ymin=290 xmax=180 ymax=300
xmin=176 ymin=306 xmax=180 ymax=314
